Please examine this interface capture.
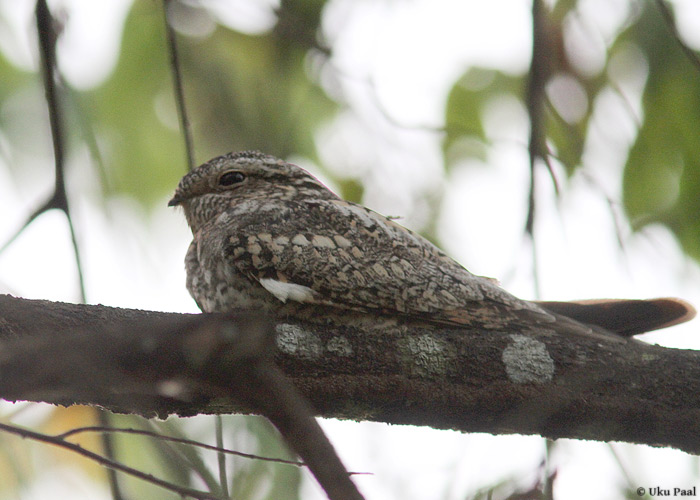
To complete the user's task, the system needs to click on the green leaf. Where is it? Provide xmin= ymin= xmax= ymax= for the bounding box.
xmin=77 ymin=0 xmax=337 ymax=208
xmin=620 ymin=2 xmax=700 ymax=260
xmin=80 ymin=0 xmax=185 ymax=207
xmin=444 ymin=68 xmax=523 ymax=166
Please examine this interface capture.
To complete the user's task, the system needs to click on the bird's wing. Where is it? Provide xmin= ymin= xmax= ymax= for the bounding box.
xmin=220 ymin=198 xmax=556 ymax=331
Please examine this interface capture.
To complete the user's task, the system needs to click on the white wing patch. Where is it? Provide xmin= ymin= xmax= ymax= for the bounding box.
xmin=259 ymin=278 xmax=316 ymax=303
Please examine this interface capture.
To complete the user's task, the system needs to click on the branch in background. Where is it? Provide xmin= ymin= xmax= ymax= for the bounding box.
xmin=214 ymin=415 xmax=229 ymax=498
xmin=57 ymin=426 xmax=305 ymax=467
xmin=2 ymin=294 xmax=700 ymax=458
xmin=34 ymin=2 xmax=122 ymax=495
xmin=0 ymin=295 xmax=363 ymax=500
xmin=35 ymin=0 xmax=66 ymax=212
xmin=96 ymin=410 xmax=126 ymax=500
xmin=0 ymin=423 xmax=312 ymax=500
xmin=1 ymin=1 xmax=86 ymax=301
xmin=0 ymin=421 xmax=225 ymax=500
xmin=4 ymin=0 xmax=88 ymax=302
xmin=163 ymin=0 xmax=196 ymax=172
xmin=525 ymin=0 xmax=551 ymax=298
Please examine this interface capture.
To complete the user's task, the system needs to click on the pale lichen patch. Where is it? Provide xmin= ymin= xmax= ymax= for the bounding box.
xmin=502 ymin=334 xmax=554 ymax=383
xmin=398 ymin=333 xmax=455 ymax=378
xmin=327 ymin=336 xmax=353 ymax=357
xmin=275 ymin=323 xmax=322 ymax=359
xmin=641 ymin=353 xmax=661 ymax=363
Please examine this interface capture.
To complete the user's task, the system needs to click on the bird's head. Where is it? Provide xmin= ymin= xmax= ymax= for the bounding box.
xmin=169 ymin=151 xmax=336 ymax=233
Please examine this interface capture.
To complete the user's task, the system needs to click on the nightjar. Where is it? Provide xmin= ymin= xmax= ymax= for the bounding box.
xmin=169 ymin=151 xmax=695 ymax=337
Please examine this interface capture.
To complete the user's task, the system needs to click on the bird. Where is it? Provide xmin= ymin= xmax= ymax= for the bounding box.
xmin=169 ymin=151 xmax=695 ymax=339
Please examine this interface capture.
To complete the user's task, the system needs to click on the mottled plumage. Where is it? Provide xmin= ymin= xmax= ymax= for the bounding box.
xmin=170 ymin=151 xmax=695 ymax=337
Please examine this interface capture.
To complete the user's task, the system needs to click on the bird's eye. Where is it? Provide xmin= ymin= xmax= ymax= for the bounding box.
xmin=218 ymin=171 xmax=246 ymax=187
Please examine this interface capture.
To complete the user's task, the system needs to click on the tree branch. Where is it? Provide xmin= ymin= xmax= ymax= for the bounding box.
xmin=1 ymin=293 xmax=699 ymax=459
xmin=0 ymin=294 xmax=362 ymax=500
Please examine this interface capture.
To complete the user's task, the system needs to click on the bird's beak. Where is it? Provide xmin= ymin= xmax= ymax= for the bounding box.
xmin=168 ymin=195 xmax=183 ymax=207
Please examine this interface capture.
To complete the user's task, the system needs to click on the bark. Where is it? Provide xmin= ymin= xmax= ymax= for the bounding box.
xmin=0 ymin=294 xmax=363 ymax=500
xmin=1 ymin=293 xmax=699 ymax=456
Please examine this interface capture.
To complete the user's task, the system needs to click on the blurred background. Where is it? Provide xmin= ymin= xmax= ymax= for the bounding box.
xmin=1 ymin=0 xmax=699 ymax=498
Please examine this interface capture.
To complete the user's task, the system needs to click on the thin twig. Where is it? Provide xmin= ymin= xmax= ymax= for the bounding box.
xmin=34 ymin=0 xmax=86 ymax=301
xmin=607 ymin=443 xmax=639 ymax=494
xmin=97 ymin=411 xmax=127 ymax=500
xmin=162 ymin=0 xmax=196 ymax=171
xmin=215 ymin=416 xmax=230 ymax=498
xmin=0 ymin=421 xmax=226 ymax=500
xmin=57 ymin=425 xmax=306 ymax=467
xmin=525 ymin=0 xmax=551 ymax=299
xmin=580 ymin=171 xmax=628 ymax=254
xmin=146 ymin=420 xmax=230 ymax=496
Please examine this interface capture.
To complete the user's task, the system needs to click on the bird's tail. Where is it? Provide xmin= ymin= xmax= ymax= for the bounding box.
xmin=535 ymin=298 xmax=696 ymax=337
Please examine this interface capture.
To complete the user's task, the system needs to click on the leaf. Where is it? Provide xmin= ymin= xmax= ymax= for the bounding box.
xmin=444 ymin=68 xmax=523 ymax=167
xmin=81 ymin=0 xmax=185 ymax=207
xmin=78 ymin=0 xmax=337 ymax=209
xmin=38 ymin=406 xmax=103 ymax=479
xmin=620 ymin=2 xmax=700 ymax=260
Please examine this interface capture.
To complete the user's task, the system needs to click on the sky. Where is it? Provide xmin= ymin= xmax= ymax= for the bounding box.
xmin=1 ymin=0 xmax=700 ymax=499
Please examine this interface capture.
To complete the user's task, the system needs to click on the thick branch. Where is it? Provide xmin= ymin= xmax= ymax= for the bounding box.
xmin=1 ymin=294 xmax=699 ymax=456
xmin=0 ymin=295 xmax=362 ymax=500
